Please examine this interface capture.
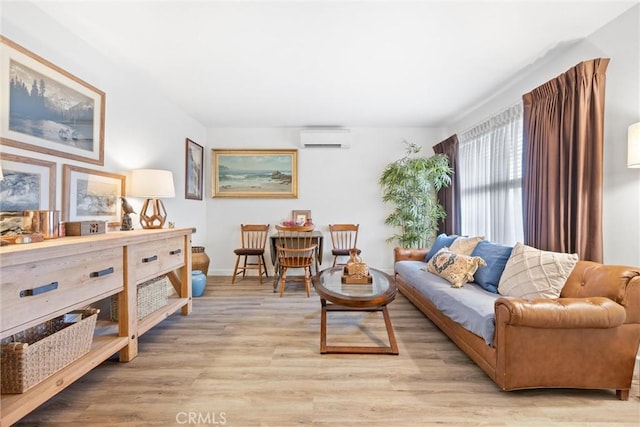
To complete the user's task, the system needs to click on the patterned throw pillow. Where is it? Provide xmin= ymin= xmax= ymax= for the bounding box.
xmin=426 ymin=248 xmax=487 ymax=288
xmin=449 ymin=236 xmax=484 ymax=255
xmin=497 ymin=242 xmax=579 ymax=298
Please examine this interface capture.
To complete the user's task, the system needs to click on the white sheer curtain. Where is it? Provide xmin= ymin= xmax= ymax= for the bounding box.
xmin=458 ymin=103 xmax=524 ymax=245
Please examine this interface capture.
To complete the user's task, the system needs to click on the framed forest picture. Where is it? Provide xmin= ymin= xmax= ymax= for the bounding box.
xmin=1 ymin=36 xmax=105 ymax=165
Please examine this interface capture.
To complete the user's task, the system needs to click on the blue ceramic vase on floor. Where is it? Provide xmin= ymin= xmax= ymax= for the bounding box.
xmin=192 ymin=270 xmax=207 ymax=297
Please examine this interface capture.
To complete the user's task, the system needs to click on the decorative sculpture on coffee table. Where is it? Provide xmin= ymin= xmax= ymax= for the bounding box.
xmin=120 ymin=197 xmax=135 ymax=231
xmin=341 ymin=248 xmax=372 ymax=284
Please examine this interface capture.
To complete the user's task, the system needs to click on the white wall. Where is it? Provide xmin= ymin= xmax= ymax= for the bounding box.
xmin=443 ymin=5 xmax=640 ymax=267
xmin=1 ymin=2 xmax=210 ymax=246
xmin=1 ymin=2 xmax=443 ymax=276
xmin=6 ymin=1 xmax=636 ymax=273
xmin=206 ymin=127 xmax=442 ymax=275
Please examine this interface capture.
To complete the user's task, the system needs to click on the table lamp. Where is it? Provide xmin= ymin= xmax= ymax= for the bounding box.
xmin=130 ymin=169 xmax=175 ymax=229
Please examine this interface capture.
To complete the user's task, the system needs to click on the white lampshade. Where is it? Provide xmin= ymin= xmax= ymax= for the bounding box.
xmin=130 ymin=169 xmax=175 ymax=198
xmin=629 ymin=122 xmax=640 ymax=168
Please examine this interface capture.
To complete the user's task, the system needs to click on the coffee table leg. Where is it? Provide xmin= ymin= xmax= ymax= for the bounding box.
xmin=320 ymin=299 xmax=327 ymax=354
xmin=382 ymin=306 xmax=399 ymax=355
xmin=320 ymin=304 xmax=399 ymax=355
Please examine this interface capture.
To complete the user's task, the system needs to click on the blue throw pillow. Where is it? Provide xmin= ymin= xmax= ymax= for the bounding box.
xmin=470 ymin=240 xmax=513 ymax=293
xmin=425 ymin=234 xmax=458 ymax=262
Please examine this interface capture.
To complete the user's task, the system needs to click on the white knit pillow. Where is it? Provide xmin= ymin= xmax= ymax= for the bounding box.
xmin=497 ymin=242 xmax=578 ymax=299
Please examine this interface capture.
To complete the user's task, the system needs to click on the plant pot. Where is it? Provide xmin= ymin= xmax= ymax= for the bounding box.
xmin=192 ymin=270 xmax=207 ymax=297
xmin=192 ymin=246 xmax=210 ymax=275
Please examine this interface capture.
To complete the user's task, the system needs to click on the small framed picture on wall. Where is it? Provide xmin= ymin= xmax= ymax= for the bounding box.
xmin=185 ymin=138 xmax=204 ymax=200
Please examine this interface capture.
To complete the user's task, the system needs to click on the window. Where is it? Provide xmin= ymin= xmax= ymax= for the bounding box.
xmin=457 ymin=103 xmax=524 ymax=245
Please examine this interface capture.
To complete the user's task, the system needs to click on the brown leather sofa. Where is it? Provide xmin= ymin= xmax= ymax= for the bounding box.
xmin=394 ymin=247 xmax=640 ymax=400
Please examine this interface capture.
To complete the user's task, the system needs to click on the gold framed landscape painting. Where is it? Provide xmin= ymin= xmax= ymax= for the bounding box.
xmin=212 ymin=149 xmax=298 ymax=198
xmin=0 ymin=36 xmax=105 ymax=165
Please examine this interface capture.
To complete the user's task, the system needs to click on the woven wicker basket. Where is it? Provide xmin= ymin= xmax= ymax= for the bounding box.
xmin=110 ymin=275 xmax=169 ymax=321
xmin=1 ymin=308 xmax=99 ymax=394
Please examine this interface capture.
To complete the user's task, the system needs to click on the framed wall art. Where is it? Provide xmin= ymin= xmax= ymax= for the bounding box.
xmin=0 ymin=36 xmax=106 ymax=165
xmin=211 ymin=149 xmax=298 ymax=198
xmin=185 ymin=138 xmax=203 ymax=200
xmin=62 ymin=164 xmax=125 ymax=225
xmin=0 ymin=152 xmax=56 ymax=211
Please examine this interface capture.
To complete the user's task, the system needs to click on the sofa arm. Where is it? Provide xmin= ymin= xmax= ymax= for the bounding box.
xmin=394 ymin=247 xmax=430 ymax=263
xmin=495 ymin=297 xmax=626 ymax=329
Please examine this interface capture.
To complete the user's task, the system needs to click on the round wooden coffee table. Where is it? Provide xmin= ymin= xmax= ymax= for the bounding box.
xmin=312 ymin=266 xmax=399 ymax=355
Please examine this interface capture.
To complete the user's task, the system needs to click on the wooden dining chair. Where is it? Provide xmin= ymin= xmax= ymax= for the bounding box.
xmin=232 ymin=224 xmax=270 ymax=284
xmin=328 ymin=223 xmax=361 ymax=266
xmin=273 ymin=224 xmax=317 ymax=297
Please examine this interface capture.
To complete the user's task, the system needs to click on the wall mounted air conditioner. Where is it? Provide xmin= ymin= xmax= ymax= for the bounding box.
xmin=300 ymin=129 xmax=352 ymax=148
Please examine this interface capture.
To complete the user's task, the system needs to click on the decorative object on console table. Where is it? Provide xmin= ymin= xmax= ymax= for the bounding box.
xmin=129 ymin=169 xmax=175 ymax=229
xmin=1 ymin=212 xmax=30 ymax=245
xmin=192 ymin=246 xmax=210 ymax=275
xmin=65 ymin=220 xmax=106 ymax=236
xmin=211 ymin=149 xmax=298 ymax=198
xmin=0 ymin=36 xmax=106 ymax=166
xmin=26 ymin=210 xmax=60 ymax=239
xmin=120 ymin=197 xmax=135 ymax=231
xmin=0 ymin=210 xmax=59 ymax=243
xmin=62 ymin=164 xmax=125 ymax=227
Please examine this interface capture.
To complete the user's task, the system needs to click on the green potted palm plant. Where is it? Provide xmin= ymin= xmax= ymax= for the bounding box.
xmin=379 ymin=140 xmax=452 ymax=248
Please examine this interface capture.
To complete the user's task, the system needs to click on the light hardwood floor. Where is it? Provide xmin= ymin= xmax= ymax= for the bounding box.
xmin=15 ymin=275 xmax=640 ymax=426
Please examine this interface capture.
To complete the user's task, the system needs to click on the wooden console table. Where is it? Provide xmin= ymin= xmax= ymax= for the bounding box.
xmin=0 ymin=228 xmax=193 ymax=426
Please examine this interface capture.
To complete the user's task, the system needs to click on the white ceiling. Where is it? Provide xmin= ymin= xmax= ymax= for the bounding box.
xmin=32 ymin=1 xmax=637 ymax=128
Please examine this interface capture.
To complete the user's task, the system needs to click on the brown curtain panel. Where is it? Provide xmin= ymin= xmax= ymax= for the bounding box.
xmin=522 ymin=58 xmax=609 ymax=262
xmin=433 ymin=134 xmax=460 ymax=235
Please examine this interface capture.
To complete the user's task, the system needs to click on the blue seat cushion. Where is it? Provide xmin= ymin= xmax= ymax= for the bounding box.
xmin=395 ymin=260 xmax=499 ymax=346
